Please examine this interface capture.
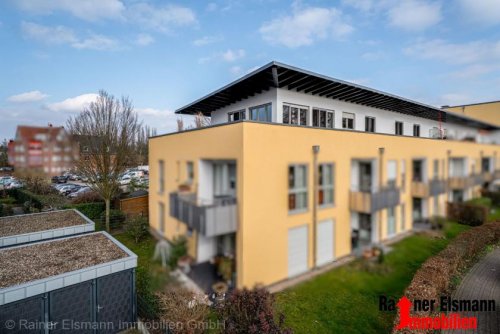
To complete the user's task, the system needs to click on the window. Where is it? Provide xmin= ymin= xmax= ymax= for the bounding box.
xmin=158 ymin=202 xmax=165 ymax=232
xmin=283 ymin=104 xmax=308 ymax=125
xmin=434 ymin=196 xmax=439 ymax=216
xmin=318 ymin=163 xmax=334 ymax=206
xmin=214 ymin=163 xmax=236 ymax=197
xmin=395 ymin=121 xmax=403 ymax=135
xmin=312 ymin=108 xmax=334 ymax=128
xmin=387 ymin=207 xmax=396 ymax=236
xmin=433 ymin=160 xmax=439 ymax=179
xmin=288 ymin=165 xmax=308 ymax=212
xmin=413 ymin=124 xmax=420 ymax=137
xmin=365 ymin=117 xmax=376 ymax=132
xmin=387 ymin=160 xmax=397 ymax=187
xmin=228 ymin=109 xmax=245 ymax=122
xmin=342 ymin=112 xmax=355 ymax=129
xmin=158 ymin=160 xmax=165 ymax=193
xmin=401 ymin=159 xmax=406 ymax=191
xmin=400 ymin=204 xmax=405 ymax=231
xmin=187 ymin=161 xmax=194 ymax=183
xmin=250 ymin=103 xmax=272 ymax=122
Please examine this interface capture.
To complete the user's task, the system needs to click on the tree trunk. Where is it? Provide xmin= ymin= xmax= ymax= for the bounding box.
xmin=105 ymin=198 xmax=110 ymax=232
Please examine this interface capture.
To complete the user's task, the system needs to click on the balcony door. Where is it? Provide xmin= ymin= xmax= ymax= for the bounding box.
xmin=213 ymin=162 xmax=236 ymax=198
xmin=412 ymin=160 xmax=423 ymax=182
xmin=359 ymin=162 xmax=372 ymax=192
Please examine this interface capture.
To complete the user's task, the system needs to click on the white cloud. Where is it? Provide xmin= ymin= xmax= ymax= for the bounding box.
xmin=342 ymin=0 xmax=375 ymax=12
xmin=135 ymin=33 xmax=154 ymax=46
xmin=7 ymin=90 xmax=48 ymax=103
xmin=222 ymin=49 xmax=245 ymax=62
xmin=459 ymin=0 xmax=500 ymax=25
xmin=259 ymin=5 xmax=353 ymax=48
xmin=72 ymin=34 xmax=120 ymax=51
xmin=21 ymin=21 xmax=77 ymax=45
xmin=387 ymin=0 xmax=441 ymax=31
xmin=128 ymin=3 xmax=196 ymax=34
xmin=404 ymin=39 xmax=500 ymax=65
xmin=193 ymin=35 xmax=222 ymax=46
xmin=361 ymin=51 xmax=385 ymax=61
xmin=15 ymin=0 xmax=125 ymax=21
xmin=47 ymin=93 xmax=98 ymax=113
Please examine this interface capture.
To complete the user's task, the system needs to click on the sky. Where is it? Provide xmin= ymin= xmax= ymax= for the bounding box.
xmin=1 ymin=0 xmax=500 ymax=139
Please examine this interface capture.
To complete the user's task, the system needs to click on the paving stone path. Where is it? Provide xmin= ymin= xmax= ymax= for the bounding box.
xmin=444 ymin=248 xmax=500 ymax=334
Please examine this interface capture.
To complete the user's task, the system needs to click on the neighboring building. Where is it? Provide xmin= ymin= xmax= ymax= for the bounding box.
xmin=149 ymin=62 xmax=500 ymax=289
xmin=444 ymin=100 xmax=500 ymax=127
xmin=7 ymin=125 xmax=79 ymax=176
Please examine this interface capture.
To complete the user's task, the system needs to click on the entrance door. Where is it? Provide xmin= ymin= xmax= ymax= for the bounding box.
xmin=359 ymin=162 xmax=372 ymax=192
xmin=288 ymin=225 xmax=308 ymax=277
xmin=352 ymin=213 xmax=372 ymax=251
xmin=412 ymin=198 xmax=423 ymax=222
xmin=316 ymin=220 xmax=335 ymax=266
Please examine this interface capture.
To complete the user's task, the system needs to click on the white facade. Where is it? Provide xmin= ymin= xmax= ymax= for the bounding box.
xmin=208 ymin=87 xmax=498 ymax=144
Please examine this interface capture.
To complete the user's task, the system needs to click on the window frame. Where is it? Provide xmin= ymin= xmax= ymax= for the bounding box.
xmin=318 ymin=163 xmax=335 ymax=208
xmin=312 ymin=108 xmax=335 ymax=128
xmin=395 ymin=121 xmax=404 ymax=135
xmin=249 ymin=103 xmax=272 ymax=122
xmin=288 ymin=164 xmax=308 ymax=214
xmin=342 ymin=112 xmax=355 ymax=130
xmin=282 ymin=103 xmax=309 ymax=126
xmin=365 ymin=116 xmax=376 ymax=133
xmin=228 ymin=109 xmax=246 ymax=122
xmin=413 ymin=124 xmax=421 ymax=137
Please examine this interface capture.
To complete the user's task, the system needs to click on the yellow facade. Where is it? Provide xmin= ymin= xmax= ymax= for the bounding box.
xmin=445 ymin=101 xmax=500 ymax=127
xmin=149 ymin=121 xmax=500 ymax=288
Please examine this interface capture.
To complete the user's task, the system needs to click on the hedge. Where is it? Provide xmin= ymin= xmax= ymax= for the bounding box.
xmin=446 ymin=201 xmax=488 ymax=226
xmin=64 ymin=202 xmax=105 ymax=220
xmin=481 ymin=190 xmax=500 ymax=207
xmin=7 ymin=188 xmax=43 ymax=210
xmin=393 ymin=222 xmax=500 ymax=333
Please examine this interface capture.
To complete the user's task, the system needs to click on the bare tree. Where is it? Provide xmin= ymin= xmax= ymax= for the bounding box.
xmin=66 ymin=90 xmax=141 ymax=231
xmin=135 ymin=125 xmax=156 ymax=165
xmin=177 ymin=117 xmax=185 ymax=132
xmin=193 ymin=112 xmax=210 ymax=128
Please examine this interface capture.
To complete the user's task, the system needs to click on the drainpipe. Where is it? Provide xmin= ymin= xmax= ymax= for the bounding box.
xmin=446 ymin=150 xmax=451 ymax=201
xmin=312 ymin=145 xmax=320 ymax=269
xmin=378 ymin=147 xmax=385 ymax=245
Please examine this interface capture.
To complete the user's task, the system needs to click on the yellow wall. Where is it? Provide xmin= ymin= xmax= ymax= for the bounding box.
xmin=149 ymin=121 xmax=500 ymax=288
xmin=446 ymin=101 xmax=500 ymax=126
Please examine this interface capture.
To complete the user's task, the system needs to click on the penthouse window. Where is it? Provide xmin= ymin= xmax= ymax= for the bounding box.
xmin=228 ymin=109 xmax=246 ymax=122
xmin=395 ymin=121 xmax=404 ymax=135
xmin=312 ymin=108 xmax=334 ymax=128
xmin=250 ymin=103 xmax=272 ymax=122
xmin=342 ymin=112 xmax=355 ymax=129
xmin=283 ymin=104 xmax=308 ymax=126
xmin=365 ymin=117 xmax=376 ymax=133
xmin=413 ymin=124 xmax=420 ymax=137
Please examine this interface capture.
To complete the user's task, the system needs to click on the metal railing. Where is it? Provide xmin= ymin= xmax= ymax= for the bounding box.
xmin=349 ymin=186 xmax=400 ymax=214
xmin=169 ymin=192 xmax=237 ymax=237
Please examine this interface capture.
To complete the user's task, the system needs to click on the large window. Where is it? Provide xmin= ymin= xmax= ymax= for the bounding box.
xmin=387 ymin=160 xmax=397 ymax=187
xmin=288 ymin=165 xmax=308 ymax=212
xmin=395 ymin=121 xmax=403 ymax=135
xmin=342 ymin=112 xmax=355 ymax=129
xmin=413 ymin=124 xmax=420 ymax=137
xmin=387 ymin=207 xmax=396 ymax=236
xmin=318 ymin=163 xmax=334 ymax=206
xmin=283 ymin=104 xmax=308 ymax=125
xmin=228 ymin=109 xmax=245 ymax=122
xmin=312 ymin=108 xmax=334 ymax=128
xmin=187 ymin=161 xmax=194 ymax=183
xmin=250 ymin=103 xmax=272 ymax=122
xmin=158 ymin=160 xmax=165 ymax=193
xmin=365 ymin=116 xmax=376 ymax=132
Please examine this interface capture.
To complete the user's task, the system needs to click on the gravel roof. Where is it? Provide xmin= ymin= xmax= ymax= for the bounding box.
xmin=0 ymin=210 xmax=88 ymax=237
xmin=0 ymin=233 xmax=128 ymax=288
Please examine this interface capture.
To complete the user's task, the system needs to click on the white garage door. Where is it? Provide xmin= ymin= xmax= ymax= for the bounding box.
xmin=316 ymin=219 xmax=335 ymax=266
xmin=288 ymin=225 xmax=308 ymax=277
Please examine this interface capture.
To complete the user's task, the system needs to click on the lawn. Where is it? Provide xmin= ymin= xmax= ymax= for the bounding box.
xmin=276 ymin=222 xmax=469 ymax=334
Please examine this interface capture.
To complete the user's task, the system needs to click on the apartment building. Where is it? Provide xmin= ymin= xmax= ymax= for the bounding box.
xmin=7 ymin=125 xmax=78 ymax=176
xmin=444 ymin=100 xmax=500 ymax=127
xmin=149 ymin=62 xmax=500 ymax=289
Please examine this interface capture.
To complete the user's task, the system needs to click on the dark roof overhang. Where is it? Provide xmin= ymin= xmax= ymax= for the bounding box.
xmin=175 ymin=61 xmax=499 ymax=130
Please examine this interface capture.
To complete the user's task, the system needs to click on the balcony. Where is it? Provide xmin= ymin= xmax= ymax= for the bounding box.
xmin=169 ymin=192 xmax=237 ymax=237
xmin=448 ymin=176 xmax=473 ymax=190
xmin=495 ymin=170 xmax=500 ymax=179
xmin=349 ymin=187 xmax=400 ymax=214
xmin=412 ymin=179 xmax=447 ymax=198
xmin=482 ymin=172 xmax=493 ymax=183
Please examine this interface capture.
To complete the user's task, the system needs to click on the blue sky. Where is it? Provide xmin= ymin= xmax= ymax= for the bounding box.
xmin=1 ymin=0 xmax=500 ymax=138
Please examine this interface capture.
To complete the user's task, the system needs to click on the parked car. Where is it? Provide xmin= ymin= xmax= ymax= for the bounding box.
xmin=58 ymin=184 xmax=81 ymax=196
xmin=6 ymin=180 xmax=23 ymax=189
xmin=51 ymin=175 xmax=69 ymax=183
xmin=119 ymin=174 xmax=134 ymax=185
xmin=0 ymin=176 xmax=15 ymax=189
xmin=0 ymin=166 xmax=13 ymax=172
xmin=68 ymin=186 xmax=92 ymax=198
xmin=68 ymin=174 xmax=82 ymax=181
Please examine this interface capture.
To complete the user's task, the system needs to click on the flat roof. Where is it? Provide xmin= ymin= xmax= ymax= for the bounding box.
xmin=443 ymin=100 xmax=500 ymax=108
xmin=0 ymin=210 xmax=90 ymax=238
xmin=175 ymin=61 xmax=498 ymax=130
xmin=0 ymin=233 xmax=128 ymax=289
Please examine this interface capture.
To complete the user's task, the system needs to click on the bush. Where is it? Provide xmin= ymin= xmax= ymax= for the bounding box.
xmin=447 ymin=202 xmax=488 ymax=226
xmin=169 ymin=236 xmax=187 ymax=268
xmin=125 ymin=216 xmax=149 ymax=243
xmin=64 ymin=202 xmax=105 ymax=220
xmin=217 ymin=287 xmax=292 ymax=334
xmin=430 ymin=216 xmax=446 ymax=230
xmin=7 ymin=188 xmax=43 ymax=211
xmin=136 ymin=266 xmax=160 ymax=320
xmin=70 ymin=191 xmax=102 ymax=204
xmin=481 ymin=190 xmax=500 ymax=207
